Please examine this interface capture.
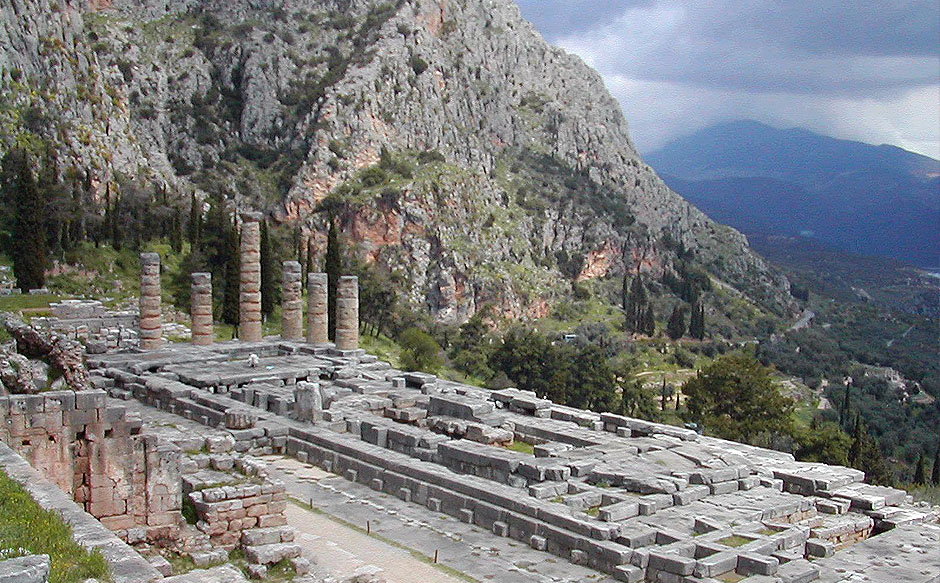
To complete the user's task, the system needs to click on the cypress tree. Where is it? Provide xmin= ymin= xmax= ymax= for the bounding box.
xmin=931 ymin=441 xmax=940 ymax=485
xmin=840 ymin=381 xmax=851 ymax=429
xmin=259 ymin=219 xmax=278 ymax=321
xmin=913 ymin=453 xmax=926 ymax=485
xmin=325 ymin=216 xmax=342 ymax=341
xmin=666 ymin=304 xmax=687 ymax=340
xmin=689 ymin=301 xmax=705 ymax=340
xmin=626 ymin=275 xmax=648 ymax=333
xmin=1 ymin=148 xmax=47 ymax=290
xmin=221 ymin=216 xmax=240 ymax=328
xmin=642 ymin=304 xmax=655 ymax=336
xmin=187 ymin=192 xmax=200 ymax=247
xmin=170 ymin=206 xmax=183 ymax=254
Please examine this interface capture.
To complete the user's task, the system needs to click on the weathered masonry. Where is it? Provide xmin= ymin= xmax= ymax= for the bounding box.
xmin=88 ymin=338 xmax=939 ymax=583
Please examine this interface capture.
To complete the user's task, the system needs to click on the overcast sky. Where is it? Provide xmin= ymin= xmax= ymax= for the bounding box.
xmin=515 ymin=1 xmax=940 ymax=159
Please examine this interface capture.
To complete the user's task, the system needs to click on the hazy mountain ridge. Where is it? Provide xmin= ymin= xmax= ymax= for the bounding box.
xmin=648 ymin=120 xmax=940 ymax=268
xmin=0 ymin=0 xmax=792 ymax=322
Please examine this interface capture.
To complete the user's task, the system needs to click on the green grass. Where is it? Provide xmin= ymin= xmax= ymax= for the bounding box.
xmin=585 ymin=505 xmax=600 ymax=518
xmin=505 ymin=441 xmax=535 ymax=455
xmin=0 ymin=469 xmax=111 ymax=583
xmin=717 ymin=534 xmax=754 ymax=548
xmin=0 ymin=293 xmax=62 ymax=312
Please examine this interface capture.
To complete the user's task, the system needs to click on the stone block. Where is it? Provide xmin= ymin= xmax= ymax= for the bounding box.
xmin=737 ymin=552 xmax=779 ymax=576
xmin=803 ymin=538 xmax=834 ymax=558
xmin=775 ymin=559 xmax=819 ymax=583
xmin=0 ymin=554 xmax=50 ymax=583
xmin=647 ymin=552 xmax=695 ymax=576
xmin=244 ymin=542 xmax=301 ymax=565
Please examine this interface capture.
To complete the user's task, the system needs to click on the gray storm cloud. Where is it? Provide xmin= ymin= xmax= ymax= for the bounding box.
xmin=516 ymin=0 xmax=940 ymax=157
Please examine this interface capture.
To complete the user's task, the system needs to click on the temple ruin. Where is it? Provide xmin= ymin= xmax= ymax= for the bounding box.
xmin=0 ymin=220 xmax=936 ymax=583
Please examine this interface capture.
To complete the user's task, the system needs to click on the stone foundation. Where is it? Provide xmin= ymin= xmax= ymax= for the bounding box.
xmin=0 ymin=390 xmax=182 ymax=543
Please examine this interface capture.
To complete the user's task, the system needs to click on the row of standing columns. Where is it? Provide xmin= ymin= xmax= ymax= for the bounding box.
xmin=137 ymin=212 xmax=359 ymax=351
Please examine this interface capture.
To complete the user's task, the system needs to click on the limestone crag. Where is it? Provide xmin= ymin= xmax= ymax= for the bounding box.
xmin=0 ymin=0 xmax=793 ymax=323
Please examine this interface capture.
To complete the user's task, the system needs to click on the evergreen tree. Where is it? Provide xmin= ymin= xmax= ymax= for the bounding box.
xmin=169 ymin=206 xmax=183 ymax=254
xmin=642 ymin=304 xmax=656 ymax=336
xmin=324 ymin=216 xmax=342 ymax=341
xmin=912 ymin=453 xmax=926 ymax=485
xmin=221 ymin=216 xmax=240 ymax=328
xmin=666 ymin=304 xmax=687 ymax=340
xmin=187 ymin=192 xmax=200 ymax=247
xmin=1 ymin=148 xmax=48 ymax=290
xmin=848 ymin=415 xmax=893 ymax=486
xmin=931 ymin=441 xmax=940 ymax=485
xmin=259 ymin=219 xmax=278 ymax=321
xmin=840 ymin=381 xmax=852 ymax=429
xmin=689 ymin=301 xmax=705 ymax=340
xmin=625 ymin=275 xmax=647 ymax=333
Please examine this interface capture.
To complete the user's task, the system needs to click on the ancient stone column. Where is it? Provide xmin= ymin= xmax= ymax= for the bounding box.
xmin=139 ymin=252 xmax=162 ymax=350
xmin=239 ymin=211 xmax=263 ymax=342
xmin=306 ymin=273 xmax=328 ymax=344
xmin=190 ymin=272 xmax=213 ymax=346
xmin=281 ymin=261 xmax=303 ymax=340
xmin=335 ymin=276 xmax=359 ymax=351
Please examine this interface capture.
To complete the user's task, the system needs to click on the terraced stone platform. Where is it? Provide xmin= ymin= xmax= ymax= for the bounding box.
xmin=87 ymin=341 xmax=939 ymax=582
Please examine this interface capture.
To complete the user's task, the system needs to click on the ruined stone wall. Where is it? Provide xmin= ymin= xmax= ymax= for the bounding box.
xmin=0 ymin=390 xmax=181 ymax=542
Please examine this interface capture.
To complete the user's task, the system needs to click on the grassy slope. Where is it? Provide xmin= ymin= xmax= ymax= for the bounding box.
xmin=0 ymin=469 xmax=111 ymax=583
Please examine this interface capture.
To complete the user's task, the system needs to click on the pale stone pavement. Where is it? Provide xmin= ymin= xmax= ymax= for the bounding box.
xmin=285 ymin=503 xmax=465 ymax=583
xmin=263 ymin=455 xmax=615 ymax=583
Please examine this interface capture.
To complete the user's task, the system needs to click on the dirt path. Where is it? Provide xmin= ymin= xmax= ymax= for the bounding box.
xmin=285 ymin=496 xmax=466 ymax=583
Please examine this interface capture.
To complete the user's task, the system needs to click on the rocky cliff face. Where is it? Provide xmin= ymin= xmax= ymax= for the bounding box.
xmin=0 ymin=0 xmax=792 ymax=322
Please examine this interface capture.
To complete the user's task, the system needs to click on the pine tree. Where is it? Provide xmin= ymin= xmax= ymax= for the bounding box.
xmin=1 ymin=148 xmax=48 ymax=290
xmin=666 ymin=304 xmax=687 ymax=340
xmin=325 ymin=216 xmax=342 ymax=341
xmin=689 ymin=301 xmax=705 ymax=340
xmin=259 ymin=219 xmax=278 ymax=321
xmin=913 ymin=453 xmax=926 ymax=485
xmin=931 ymin=441 xmax=940 ymax=485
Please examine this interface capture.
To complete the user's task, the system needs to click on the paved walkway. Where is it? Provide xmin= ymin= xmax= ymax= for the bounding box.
xmin=286 ymin=503 xmax=464 ymax=583
xmin=263 ymin=456 xmax=616 ymax=583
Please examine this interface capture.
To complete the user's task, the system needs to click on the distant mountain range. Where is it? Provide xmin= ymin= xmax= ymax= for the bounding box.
xmin=646 ymin=120 xmax=940 ymax=268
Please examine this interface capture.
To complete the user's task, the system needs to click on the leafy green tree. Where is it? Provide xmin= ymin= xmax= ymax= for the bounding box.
xmin=666 ymin=304 xmax=687 ymax=340
xmin=1 ymin=148 xmax=47 ymax=290
xmin=398 ymin=327 xmax=443 ymax=373
xmin=618 ymin=377 xmax=659 ymax=420
xmin=793 ymin=417 xmax=851 ymax=466
xmin=682 ymin=353 xmax=794 ymax=444
xmin=324 ymin=216 xmax=342 ymax=341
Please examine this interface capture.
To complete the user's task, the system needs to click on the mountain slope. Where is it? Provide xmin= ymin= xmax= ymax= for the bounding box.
xmin=0 ymin=0 xmax=792 ymax=323
xmin=647 ymin=120 xmax=940 ymax=268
